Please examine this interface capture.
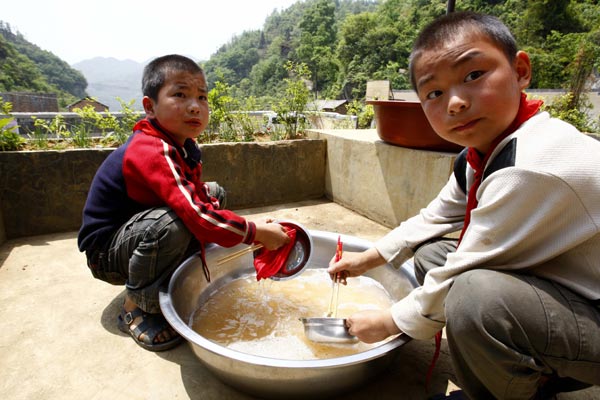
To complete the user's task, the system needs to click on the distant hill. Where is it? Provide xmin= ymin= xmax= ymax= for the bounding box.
xmin=0 ymin=21 xmax=87 ymax=106
xmin=73 ymin=57 xmax=145 ymax=111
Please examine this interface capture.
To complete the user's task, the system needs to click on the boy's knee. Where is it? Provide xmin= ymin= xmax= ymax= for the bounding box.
xmin=446 ymin=270 xmax=531 ymax=339
xmin=446 ymin=270 xmax=506 ymax=332
xmin=413 ymin=239 xmax=457 ymax=285
xmin=141 ymin=208 xmax=193 ymax=255
xmin=159 ymin=216 xmax=193 ymax=251
xmin=205 ymin=181 xmax=227 ymax=209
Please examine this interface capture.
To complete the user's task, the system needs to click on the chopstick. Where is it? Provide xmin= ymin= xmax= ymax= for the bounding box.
xmin=327 ymin=236 xmax=343 ymax=317
xmin=215 ymin=243 xmax=264 ymax=265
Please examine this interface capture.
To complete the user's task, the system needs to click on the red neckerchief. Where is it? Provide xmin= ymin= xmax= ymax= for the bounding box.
xmin=457 ymin=93 xmax=543 ymax=244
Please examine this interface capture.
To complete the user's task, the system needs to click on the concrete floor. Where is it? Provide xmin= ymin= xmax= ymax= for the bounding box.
xmin=0 ymin=199 xmax=597 ymax=400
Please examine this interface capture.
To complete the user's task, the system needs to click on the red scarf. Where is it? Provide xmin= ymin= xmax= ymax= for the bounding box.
xmin=458 ymin=93 xmax=542 ymax=244
xmin=253 ymin=227 xmax=297 ymax=281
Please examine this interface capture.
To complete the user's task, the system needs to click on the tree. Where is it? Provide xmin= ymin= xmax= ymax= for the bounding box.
xmin=295 ymin=0 xmax=338 ymax=97
xmin=274 ymin=62 xmax=311 ymax=139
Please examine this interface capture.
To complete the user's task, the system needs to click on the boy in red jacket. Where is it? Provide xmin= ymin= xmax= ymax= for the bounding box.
xmin=78 ymin=54 xmax=289 ymax=352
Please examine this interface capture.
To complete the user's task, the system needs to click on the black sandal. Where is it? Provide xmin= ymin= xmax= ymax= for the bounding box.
xmin=117 ymin=307 xmax=183 ymax=352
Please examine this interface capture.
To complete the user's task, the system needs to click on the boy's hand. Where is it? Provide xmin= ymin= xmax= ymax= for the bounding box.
xmin=327 ymin=247 xmax=386 ymax=284
xmin=346 ymin=309 xmax=401 ymax=343
xmin=253 ymin=221 xmax=291 ymax=250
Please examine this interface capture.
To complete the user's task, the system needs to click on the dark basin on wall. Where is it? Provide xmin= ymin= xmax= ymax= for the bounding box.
xmin=367 ymin=100 xmax=463 ymax=153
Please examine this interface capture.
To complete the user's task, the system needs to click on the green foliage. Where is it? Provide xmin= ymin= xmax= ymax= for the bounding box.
xmin=31 ymin=113 xmax=69 ymax=149
xmin=0 ymin=97 xmax=25 ymax=151
xmin=101 ymin=98 xmax=139 ymax=146
xmin=0 ymin=21 xmax=87 ymax=105
xmin=206 ymin=80 xmax=263 ymax=143
xmin=207 ymin=80 xmax=238 ymax=142
xmin=209 ymin=0 xmax=600 ymax=131
xmin=3 ymin=0 xmax=600 ymax=142
xmin=202 ymin=0 xmax=599 ymax=106
xmin=29 ymin=101 xmax=140 ymax=149
xmin=296 ymin=0 xmax=339 ymax=94
xmin=71 ymin=105 xmax=104 ymax=147
xmin=543 ymin=92 xmax=597 ymax=133
xmin=346 ymin=100 xmax=374 ymax=129
xmin=273 ymin=62 xmax=311 ymax=139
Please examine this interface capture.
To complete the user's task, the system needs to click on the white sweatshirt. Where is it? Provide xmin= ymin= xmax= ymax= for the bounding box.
xmin=375 ymin=112 xmax=600 ymax=340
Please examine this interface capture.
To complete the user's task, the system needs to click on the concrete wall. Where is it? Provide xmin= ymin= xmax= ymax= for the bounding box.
xmin=308 ymin=129 xmax=457 ymax=228
xmin=0 ymin=131 xmax=459 ymax=242
xmin=0 ymin=139 xmax=326 ymax=241
xmin=0 ymin=148 xmax=113 ymax=240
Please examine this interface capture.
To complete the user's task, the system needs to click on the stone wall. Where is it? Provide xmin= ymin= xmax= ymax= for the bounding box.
xmin=0 ymin=92 xmax=59 ymax=112
xmin=0 ymin=139 xmax=326 ymax=241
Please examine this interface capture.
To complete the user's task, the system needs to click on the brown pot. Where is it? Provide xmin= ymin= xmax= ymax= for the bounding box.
xmin=367 ymin=100 xmax=463 ymax=152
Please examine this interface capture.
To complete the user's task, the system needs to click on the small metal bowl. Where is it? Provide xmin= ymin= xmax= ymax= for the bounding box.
xmin=256 ymin=220 xmax=313 ymax=281
xmin=300 ymin=317 xmax=358 ymax=344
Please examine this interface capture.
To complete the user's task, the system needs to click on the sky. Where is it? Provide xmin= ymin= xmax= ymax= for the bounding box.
xmin=4 ymin=0 xmax=300 ymax=65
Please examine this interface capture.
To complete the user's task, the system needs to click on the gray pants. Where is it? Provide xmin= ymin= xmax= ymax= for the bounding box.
xmin=105 ymin=207 xmax=196 ymax=313
xmin=413 ymin=239 xmax=600 ymax=399
xmin=89 ymin=183 xmax=226 ymax=314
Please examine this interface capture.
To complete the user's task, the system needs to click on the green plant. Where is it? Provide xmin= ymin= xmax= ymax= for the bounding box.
xmin=0 ymin=97 xmax=24 ymax=151
xmin=71 ymin=105 xmax=102 ymax=147
xmin=346 ymin=100 xmax=374 ymax=129
xmin=101 ymin=98 xmax=139 ymax=146
xmin=273 ymin=62 xmax=311 ymax=139
xmin=207 ymin=80 xmax=238 ymax=142
xmin=31 ymin=113 xmax=70 ymax=150
xmin=543 ymin=93 xmax=597 ymax=133
xmin=28 ymin=124 xmax=50 ymax=150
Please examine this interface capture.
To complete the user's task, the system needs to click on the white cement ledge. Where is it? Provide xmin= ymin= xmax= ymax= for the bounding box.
xmin=307 ymin=129 xmax=459 ymax=228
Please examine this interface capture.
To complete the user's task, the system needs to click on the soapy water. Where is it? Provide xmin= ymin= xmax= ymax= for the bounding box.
xmin=190 ymin=269 xmax=394 ymax=360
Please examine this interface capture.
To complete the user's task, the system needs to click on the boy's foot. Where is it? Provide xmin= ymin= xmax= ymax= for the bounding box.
xmin=117 ymin=301 xmax=183 ymax=352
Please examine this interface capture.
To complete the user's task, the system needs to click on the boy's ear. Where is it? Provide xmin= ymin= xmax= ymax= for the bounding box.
xmin=514 ymin=51 xmax=532 ymax=90
xmin=142 ymin=96 xmax=155 ymax=117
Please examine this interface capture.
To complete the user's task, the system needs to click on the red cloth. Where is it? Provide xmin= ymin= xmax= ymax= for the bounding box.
xmin=458 ymin=93 xmax=543 ymax=243
xmin=253 ymin=228 xmax=297 ymax=281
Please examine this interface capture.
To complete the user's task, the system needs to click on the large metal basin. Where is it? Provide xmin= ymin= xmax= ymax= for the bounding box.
xmin=159 ymin=230 xmax=418 ymax=399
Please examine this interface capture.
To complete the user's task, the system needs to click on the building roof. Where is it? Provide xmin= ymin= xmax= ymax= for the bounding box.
xmin=308 ymin=99 xmax=348 ymax=111
xmin=66 ymin=97 xmax=110 ymax=109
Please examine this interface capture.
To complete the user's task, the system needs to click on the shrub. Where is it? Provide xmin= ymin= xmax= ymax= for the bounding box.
xmin=0 ymin=97 xmax=24 ymax=151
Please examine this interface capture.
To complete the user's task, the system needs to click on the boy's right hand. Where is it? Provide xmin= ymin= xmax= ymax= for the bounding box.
xmin=253 ymin=221 xmax=291 ymax=250
xmin=327 ymin=247 xmax=386 ymax=284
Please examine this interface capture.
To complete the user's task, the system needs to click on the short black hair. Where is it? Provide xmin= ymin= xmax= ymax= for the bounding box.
xmin=409 ymin=11 xmax=517 ymax=91
xmin=142 ymin=54 xmax=204 ymax=101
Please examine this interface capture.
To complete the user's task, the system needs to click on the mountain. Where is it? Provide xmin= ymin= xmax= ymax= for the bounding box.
xmin=0 ymin=21 xmax=87 ymax=104
xmin=72 ymin=57 xmax=145 ymax=111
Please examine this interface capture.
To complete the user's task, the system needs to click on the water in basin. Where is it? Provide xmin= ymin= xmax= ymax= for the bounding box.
xmin=190 ymin=269 xmax=394 ymax=360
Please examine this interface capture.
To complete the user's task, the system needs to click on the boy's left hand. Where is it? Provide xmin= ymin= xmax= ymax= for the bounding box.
xmin=346 ymin=309 xmax=401 ymax=343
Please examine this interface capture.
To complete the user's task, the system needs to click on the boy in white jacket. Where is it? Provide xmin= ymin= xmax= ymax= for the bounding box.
xmin=328 ymin=11 xmax=600 ymax=399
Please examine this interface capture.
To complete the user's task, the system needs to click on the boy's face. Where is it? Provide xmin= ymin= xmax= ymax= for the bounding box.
xmin=413 ymin=33 xmax=531 ymax=153
xmin=142 ymin=70 xmax=209 ymax=145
